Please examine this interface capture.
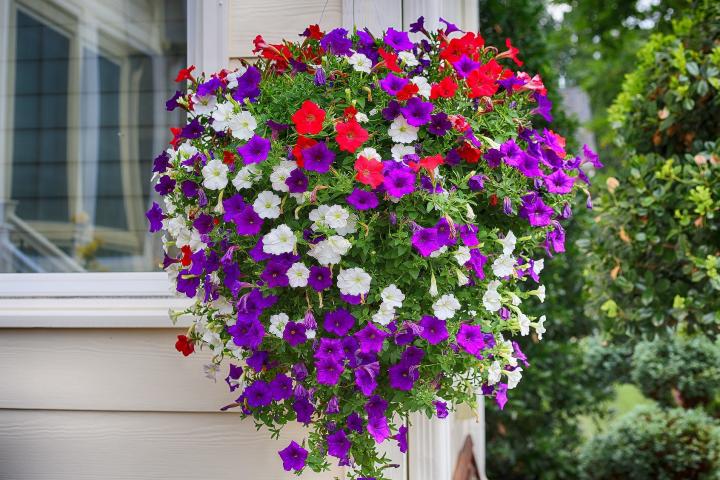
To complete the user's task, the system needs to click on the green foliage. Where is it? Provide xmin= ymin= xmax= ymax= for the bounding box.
xmin=579 ymin=405 xmax=720 ymax=480
xmin=631 ymin=336 xmax=720 ymax=410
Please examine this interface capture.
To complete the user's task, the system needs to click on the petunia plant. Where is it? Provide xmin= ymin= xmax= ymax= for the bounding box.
xmin=148 ymin=18 xmax=598 ymax=479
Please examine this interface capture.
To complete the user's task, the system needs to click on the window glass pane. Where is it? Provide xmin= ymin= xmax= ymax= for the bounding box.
xmin=2 ymin=0 xmax=187 ymax=272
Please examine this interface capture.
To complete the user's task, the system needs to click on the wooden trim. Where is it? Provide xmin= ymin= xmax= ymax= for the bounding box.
xmin=187 ymin=0 xmax=229 ymax=75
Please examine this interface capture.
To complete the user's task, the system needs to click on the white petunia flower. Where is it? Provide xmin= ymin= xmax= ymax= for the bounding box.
xmin=309 ymin=205 xmax=330 ymax=230
xmin=225 ymin=66 xmax=247 ymax=89
xmin=262 ymin=224 xmax=296 ymax=255
xmin=177 ymin=143 xmax=198 ymax=160
xmin=454 ymin=246 xmax=471 ymax=266
xmin=253 ymin=191 xmax=281 ymax=219
xmin=517 ymin=312 xmax=530 ymax=336
xmin=270 ymin=160 xmax=296 ymax=192
xmin=432 ymin=294 xmax=461 ymax=320
xmin=499 ymin=230 xmax=517 ymax=255
xmin=380 ymin=284 xmax=405 ymax=308
xmin=492 ymin=254 xmax=516 ymax=278
xmin=429 ymin=245 xmax=448 ymax=258
xmin=533 ymin=259 xmax=545 ymax=275
xmin=307 ymin=240 xmax=342 ymax=266
xmin=192 ymin=93 xmax=218 ymax=116
xmin=201 ymin=159 xmax=229 ymax=190
xmin=357 ymin=147 xmax=381 ymax=161
xmin=391 ymin=144 xmax=416 ymax=161
xmin=372 ymin=301 xmax=396 ymax=326
xmin=335 ymin=212 xmax=358 ymax=236
xmin=535 ymin=285 xmax=546 ymax=303
xmin=510 ymin=292 xmax=522 ymax=306
xmin=355 ymin=112 xmax=369 ymax=123
xmin=506 ymin=367 xmax=523 ymax=389
xmin=456 ymin=268 xmax=469 ymax=286
xmin=211 ymin=102 xmax=235 ymax=131
xmin=388 ymin=116 xmax=419 ymax=144
xmin=487 ymin=361 xmax=502 ymax=385
xmin=398 ymin=51 xmax=419 ymax=66
xmin=337 ymin=267 xmax=372 ymax=296
xmin=411 ymin=76 xmax=431 ymax=98
xmin=326 ymin=235 xmax=352 ymax=256
xmin=535 ymin=315 xmax=547 ymax=340
xmin=306 ymin=328 xmax=316 ymax=340
xmin=348 ymin=52 xmax=372 ymax=73
xmin=228 ymin=110 xmax=257 ymax=140
xmin=269 ymin=313 xmax=289 ymax=337
xmin=483 ymin=281 xmax=502 ymax=312
xmin=287 ymin=262 xmax=310 ymax=288
xmin=324 ymin=205 xmax=350 ymax=230
xmin=232 ymin=163 xmax=261 ymax=190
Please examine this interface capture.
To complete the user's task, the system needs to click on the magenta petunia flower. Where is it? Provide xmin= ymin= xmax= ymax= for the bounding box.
xmin=315 ymin=357 xmax=344 ymax=385
xmin=452 ymin=54 xmax=480 ymax=78
xmin=347 ymin=188 xmax=379 ymax=210
xmin=323 ymin=308 xmax=356 ymax=336
xmin=383 ymin=164 xmax=416 ymax=198
xmin=456 ymin=323 xmax=485 ymax=355
xmin=419 ymin=315 xmax=448 ymax=345
xmin=520 ymin=194 xmax=554 ymax=227
xmin=237 ymin=134 xmax=271 ymax=164
xmin=366 ymin=413 xmax=391 ymax=444
xmin=434 ymin=400 xmax=449 ymax=418
xmin=354 ymin=361 xmax=379 ymax=396
xmin=278 ymin=440 xmax=308 ymax=471
xmin=354 ymin=323 xmax=388 ymax=354
xmin=544 ymin=169 xmax=575 ymax=194
xmin=383 ymin=27 xmax=414 ymax=51
xmin=411 ymin=227 xmax=440 ymax=257
xmin=379 ymin=73 xmax=409 ymax=96
xmin=388 ymin=361 xmax=419 ymax=391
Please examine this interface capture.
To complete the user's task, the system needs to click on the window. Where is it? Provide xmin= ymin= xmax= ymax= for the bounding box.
xmin=1 ymin=0 xmax=187 ymax=272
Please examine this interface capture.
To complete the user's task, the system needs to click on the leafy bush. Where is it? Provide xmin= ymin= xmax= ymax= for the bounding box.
xmin=579 ymin=405 xmax=720 ymax=480
xmin=631 ymin=335 xmax=720 ymax=409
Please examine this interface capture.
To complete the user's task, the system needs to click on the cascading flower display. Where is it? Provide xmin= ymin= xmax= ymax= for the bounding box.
xmin=148 ymin=18 xmax=598 ymax=479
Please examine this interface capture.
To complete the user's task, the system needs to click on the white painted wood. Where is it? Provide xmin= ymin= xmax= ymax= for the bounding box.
xmin=341 ymin=0 xmax=402 ymax=32
xmin=0 ymin=409 xmax=343 ymax=480
xmin=228 ymin=0 xmax=343 ymax=59
xmin=187 ymin=0 xmax=230 ymax=74
xmin=402 ymin=0 xmax=479 ymax=33
xmin=408 ymin=411 xmax=454 ymax=480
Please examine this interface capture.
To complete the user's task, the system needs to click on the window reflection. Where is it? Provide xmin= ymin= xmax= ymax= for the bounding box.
xmin=2 ymin=0 xmax=187 ymax=272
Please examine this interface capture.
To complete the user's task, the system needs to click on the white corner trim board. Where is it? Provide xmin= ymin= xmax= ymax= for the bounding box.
xmin=0 ymin=272 xmax=192 ymax=328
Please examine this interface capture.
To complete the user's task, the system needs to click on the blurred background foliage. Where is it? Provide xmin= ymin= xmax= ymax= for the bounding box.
xmin=480 ymin=1 xmax=720 ymax=479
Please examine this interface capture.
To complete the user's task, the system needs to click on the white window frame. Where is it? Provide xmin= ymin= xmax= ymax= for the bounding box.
xmin=0 ymin=0 xmax=227 ymax=325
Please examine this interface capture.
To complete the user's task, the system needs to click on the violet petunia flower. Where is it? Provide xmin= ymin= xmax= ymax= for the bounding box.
xmin=237 ymin=134 xmax=271 ymax=164
xmin=283 ymin=321 xmax=308 ymax=346
xmin=394 ymin=425 xmax=408 ymax=453
xmin=323 ymin=308 xmax=356 ymax=336
xmin=383 ymin=164 xmax=416 ymax=198
xmin=315 ymin=357 xmax=344 ymax=385
xmin=419 ymin=315 xmax=448 ymax=345
xmin=308 ymin=265 xmax=332 ymax=291
xmin=180 ymin=118 xmax=203 ymax=139
xmin=544 ymin=169 xmax=575 ymax=194
xmin=452 ymin=54 xmax=480 ymax=78
xmin=145 ymin=202 xmax=164 ymax=232
xmin=269 ymin=373 xmax=293 ymax=401
xmin=354 ymin=361 xmax=379 ymax=396
xmin=320 ymin=28 xmax=353 ymax=55
xmin=165 ymin=90 xmax=183 ymax=111
xmin=468 ymin=174 xmax=485 ymax=191
xmin=456 ymin=323 xmax=485 ymax=355
xmin=519 ymin=194 xmax=554 ymax=227
xmin=532 ymin=93 xmax=553 ymax=122
xmin=439 ymin=17 xmax=461 ymax=35
xmin=427 ymin=112 xmax=452 ymax=136
xmin=153 ymin=151 xmax=170 ymax=173
xmin=347 ymin=412 xmax=364 ymax=433
xmin=302 ymin=142 xmax=335 ymax=173
xmin=411 ymin=227 xmax=440 ymax=257
xmin=327 ymin=430 xmax=351 ymax=459
xmin=233 ymin=66 xmax=261 ymax=103
xmin=379 ymin=73 xmax=409 ymax=96
xmin=228 ymin=318 xmax=265 ymax=349
xmin=355 ymin=323 xmax=388 ymax=354
xmin=400 ymin=97 xmax=434 ymax=126
xmin=388 ymin=361 xmax=419 ymax=391
xmin=234 ymin=204 xmax=264 ymax=235
xmin=434 ymin=400 xmax=449 ymax=418
xmin=260 ymin=259 xmax=290 ymax=288
xmin=495 ymin=383 xmax=509 ymax=410
xmin=225 ymin=363 xmax=243 ymax=392
xmin=384 ymin=27 xmax=414 ymax=51
xmin=382 ymin=100 xmax=402 ymax=121
xmin=279 ymin=441 xmax=308 ymax=471
xmin=286 ymin=168 xmax=309 ymax=193
xmin=315 ymin=338 xmax=345 ymax=362
xmin=154 ymin=175 xmax=175 ymax=196
xmin=293 ymin=396 xmax=314 ymax=424
xmin=244 ymin=380 xmax=272 ymax=407
xmin=347 ymin=189 xmax=379 ymax=210
xmin=409 ymin=16 xmax=426 ymax=33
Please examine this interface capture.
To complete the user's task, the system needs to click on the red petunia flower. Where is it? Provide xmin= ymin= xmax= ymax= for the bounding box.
xmin=354 ymin=156 xmax=384 ymax=188
xmin=430 ymin=77 xmax=458 ymax=99
xmin=169 ymin=127 xmax=183 ymax=149
xmin=438 ymin=33 xmax=484 ymax=64
xmin=396 ymin=83 xmax=419 ymax=101
xmin=175 ymin=335 xmax=194 ymax=356
xmin=335 ymin=118 xmax=369 ymax=153
xmin=175 ymin=65 xmax=195 ymax=83
xmin=304 ymin=24 xmax=324 ymax=40
xmin=293 ymin=136 xmax=318 ymax=168
xmin=466 ymin=69 xmax=498 ymax=98
xmin=378 ymin=48 xmax=401 ymax=73
xmin=458 ymin=142 xmax=481 ymax=163
xmin=180 ymin=245 xmax=193 ymax=267
xmin=223 ymin=150 xmax=236 ymax=165
xmin=343 ymin=105 xmax=358 ymax=119
xmin=292 ymin=100 xmax=326 ymax=135
xmin=501 ymin=38 xmax=523 ymax=66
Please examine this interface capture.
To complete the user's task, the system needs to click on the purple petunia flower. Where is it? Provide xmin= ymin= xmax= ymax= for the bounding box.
xmin=180 ymin=118 xmax=203 ymax=139
xmin=533 ymin=93 xmax=553 ymax=122
xmin=452 ymin=54 xmax=480 ymax=78
xmin=283 ymin=321 xmax=308 ymax=346
xmin=400 ymin=97 xmax=434 ymax=126
xmin=411 ymin=227 xmax=440 ymax=257
xmin=286 ymin=168 xmax=308 ymax=193
xmin=323 ymin=308 xmax=356 ymax=336
xmin=379 ymin=73 xmax=409 ymax=96
xmin=302 ymin=142 xmax=335 ymax=173
xmin=234 ymin=204 xmax=264 ymax=235
xmin=244 ymin=380 xmax=272 ymax=407
xmin=228 ymin=318 xmax=265 ymax=349
xmin=196 ymin=77 xmax=222 ymax=97
xmin=222 ymin=194 xmax=245 ymax=222
xmin=314 ymin=67 xmax=326 ymax=86
xmin=308 ymin=265 xmax=332 ymax=291
xmin=355 ymin=323 xmax=388 ymax=354
xmin=545 ymin=224 xmax=566 ymax=255
xmin=192 ymin=213 xmax=214 ymax=234
xmin=434 ymin=400 xmax=449 ymax=418
xmin=315 ymin=338 xmax=345 ymax=362
xmin=468 ymin=174 xmax=485 ymax=191
xmin=165 ymin=90 xmax=183 ymax=111
xmin=388 ymin=361 xmax=419 ymax=391
xmin=367 ymin=414 xmax=391 ymax=444
xmin=544 ymin=169 xmax=575 ymax=194
xmin=269 ymin=373 xmax=293 ymax=401
xmin=383 ymin=27 xmax=414 ymax=51
xmin=495 ymin=383 xmax=509 ymax=410
xmin=435 ymin=218 xmax=456 ymax=247
xmin=315 ymin=357 xmax=344 ymax=385
xmin=292 ymin=362 xmax=308 ymax=381
xmin=409 ymin=16 xmax=426 ymax=33
xmin=520 ymin=194 xmax=554 ymax=227
xmin=458 ymin=224 xmax=479 ymax=247
xmin=382 ymin=100 xmax=402 ymax=121
xmin=467 ymin=249 xmax=488 ymax=279
xmin=246 ymin=350 xmax=270 ymax=372
xmin=347 ymin=189 xmax=379 ymax=210
xmin=440 ymin=17 xmax=461 ymax=35
xmin=237 ymin=134 xmax=271 ymax=164
xmin=354 ymin=361 xmax=379 ymax=396
xmin=394 ymin=425 xmax=408 ymax=453
xmin=427 ymin=112 xmax=452 ymax=136
xmin=456 ymin=324 xmax=485 ymax=355
xmin=154 ymin=175 xmax=176 ymax=196
xmin=347 ymin=412 xmax=364 ymax=433
xmin=153 ymin=151 xmax=171 ymax=173
xmin=279 ymin=440 xmax=308 ymax=472
xmin=419 ymin=315 xmax=448 ymax=345
xmin=383 ymin=164 xmax=416 ymax=198
xmin=293 ymin=396 xmax=314 ymax=424
xmin=233 ymin=66 xmax=261 ymax=103
xmin=260 ymin=258 xmax=290 ymax=288
xmin=225 ymin=363 xmax=243 ymax=392
xmin=320 ymin=28 xmax=353 ymax=55
xmin=146 ymin=202 xmax=164 ymax=232
xmin=327 ymin=429 xmax=351 ymax=459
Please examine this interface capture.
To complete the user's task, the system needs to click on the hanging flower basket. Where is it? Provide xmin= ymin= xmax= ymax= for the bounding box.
xmin=147 ymin=17 xmax=599 ymax=480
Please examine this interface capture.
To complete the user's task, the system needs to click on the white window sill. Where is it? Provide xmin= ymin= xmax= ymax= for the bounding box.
xmin=0 ymin=272 xmax=191 ymax=328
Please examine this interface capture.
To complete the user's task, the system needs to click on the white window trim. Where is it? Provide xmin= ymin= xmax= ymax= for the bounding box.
xmin=0 ymin=0 xmax=226 ymax=327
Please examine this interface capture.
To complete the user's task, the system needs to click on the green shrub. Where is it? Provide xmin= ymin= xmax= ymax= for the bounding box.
xmin=579 ymin=405 xmax=720 ymax=480
xmin=631 ymin=336 xmax=720 ymax=409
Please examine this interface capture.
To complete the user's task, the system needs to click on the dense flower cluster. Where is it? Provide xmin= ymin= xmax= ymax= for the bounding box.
xmin=148 ymin=18 xmax=598 ymax=479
